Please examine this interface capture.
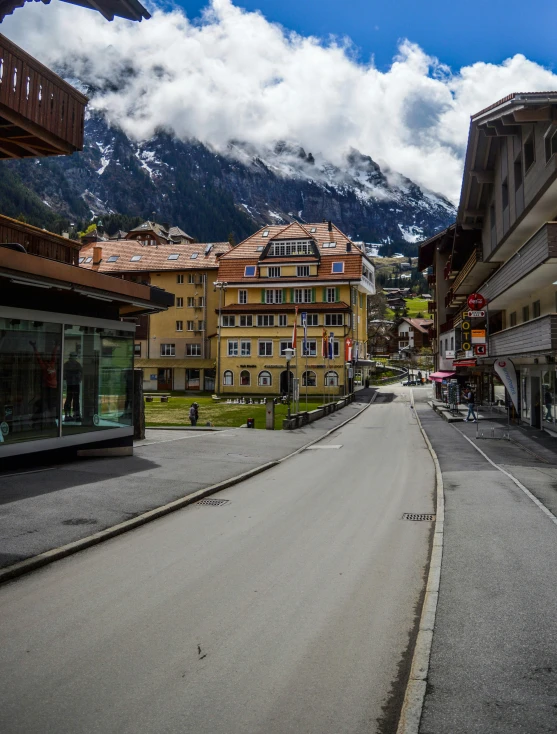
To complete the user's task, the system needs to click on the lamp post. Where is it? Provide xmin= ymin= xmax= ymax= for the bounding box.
xmin=213 ymin=281 xmax=228 ymax=396
xmin=283 ymin=347 xmax=295 ymax=420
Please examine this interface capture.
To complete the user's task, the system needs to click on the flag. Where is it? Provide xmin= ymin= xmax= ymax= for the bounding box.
xmin=301 ymin=312 xmax=308 ymax=356
xmin=345 ymin=337 xmax=353 ymax=362
xmin=292 ymin=306 xmax=298 ymax=349
xmin=328 ymin=331 xmax=334 ymax=360
xmin=322 ymin=328 xmax=328 ymax=358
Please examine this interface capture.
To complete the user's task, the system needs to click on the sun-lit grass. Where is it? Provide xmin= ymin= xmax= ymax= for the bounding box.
xmin=145 ymin=395 xmax=324 ymax=430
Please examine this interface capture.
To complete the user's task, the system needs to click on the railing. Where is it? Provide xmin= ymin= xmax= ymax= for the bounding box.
xmin=0 ymin=33 xmax=87 ymax=154
xmin=452 ymin=249 xmax=480 ymax=293
xmin=427 ymin=273 xmax=436 ymax=286
xmin=0 ymin=213 xmax=81 ymax=265
xmin=428 ymin=301 xmax=437 ymax=313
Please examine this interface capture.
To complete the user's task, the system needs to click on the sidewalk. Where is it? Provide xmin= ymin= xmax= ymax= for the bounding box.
xmin=416 ymin=404 xmax=557 ymax=733
xmin=0 ymin=392 xmax=374 ymax=571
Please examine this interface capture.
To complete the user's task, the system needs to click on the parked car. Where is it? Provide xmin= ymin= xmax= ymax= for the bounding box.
xmin=401 ymin=379 xmax=418 ymax=386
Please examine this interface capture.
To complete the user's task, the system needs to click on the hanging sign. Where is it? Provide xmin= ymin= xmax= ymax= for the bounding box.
xmin=494 ymin=358 xmax=519 ymax=412
xmin=471 ymin=329 xmax=486 ymax=343
xmin=467 ymin=310 xmax=486 ymax=318
xmin=467 ymin=293 xmax=487 ymax=310
xmin=461 ymin=319 xmax=472 ymax=351
xmin=474 ymin=344 xmax=487 ymax=356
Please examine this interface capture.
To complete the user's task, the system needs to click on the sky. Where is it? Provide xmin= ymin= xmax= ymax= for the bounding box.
xmin=3 ymin=0 xmax=557 ymax=202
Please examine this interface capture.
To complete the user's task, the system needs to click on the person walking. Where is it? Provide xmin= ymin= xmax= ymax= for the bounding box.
xmin=463 ymin=384 xmax=477 ymax=423
xmin=544 ymin=387 xmax=553 ymax=421
xmin=189 ymin=402 xmax=198 ymax=427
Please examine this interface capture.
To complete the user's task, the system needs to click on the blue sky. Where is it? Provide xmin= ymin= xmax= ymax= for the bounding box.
xmin=174 ymin=0 xmax=556 ymax=71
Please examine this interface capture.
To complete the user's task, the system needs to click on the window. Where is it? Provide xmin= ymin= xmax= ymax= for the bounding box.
xmin=297 ymin=266 xmax=310 ymax=277
xmin=240 ymin=315 xmax=253 ymax=327
xmin=268 ymin=267 xmax=281 ymax=278
xmin=257 ymin=314 xmax=275 ymax=327
xmin=222 ymin=315 xmax=235 ymax=327
xmin=269 ymin=241 xmax=311 ymax=256
xmin=332 ymin=262 xmax=344 ymax=274
xmin=160 ymin=343 xmax=175 ymax=356
xmin=176 ymin=321 xmax=183 ymax=332
xmin=187 ymin=320 xmax=195 ymax=330
xmin=278 ymin=314 xmax=287 ymax=327
xmin=523 ymin=305 xmax=530 ymax=322
xmin=240 ymin=370 xmax=251 ymax=386
xmin=239 ymin=289 xmax=248 ymax=304
xmin=351 ymin=290 xmax=357 ymax=305
xmin=325 ymin=313 xmax=344 ymax=326
xmin=176 ymin=297 xmax=183 ymax=308
xmin=228 ymin=340 xmax=239 ymax=357
xmin=176 ymin=273 xmax=184 ymax=283
xmin=302 ymin=339 xmax=317 ymax=357
xmin=302 ymin=370 xmax=317 ymax=387
xmin=305 ymin=313 xmax=319 ymax=326
xmin=545 ymin=129 xmax=557 ymax=163
xmin=258 ymin=341 xmax=273 ymax=356
xmin=198 ymin=297 xmax=205 ymax=307
xmin=533 ymin=300 xmax=541 ymax=318
xmin=294 ymin=288 xmax=313 ymax=303
xmin=359 ymin=293 xmax=364 ymax=309
xmin=322 ymin=242 xmax=336 ymax=249
xmin=187 ymin=274 xmax=195 ymax=284
xmin=240 ymin=340 xmax=251 ymax=356
xmin=107 ymin=255 xmax=119 ymax=262
xmin=524 ymin=132 xmax=535 ymax=172
xmin=258 ymin=370 xmax=272 ymax=386
xmin=264 ymin=289 xmax=283 ymax=304
xmin=514 ymin=156 xmax=523 ymax=191
xmin=326 ymin=287 xmax=337 ymax=303
xmin=79 ymin=257 xmax=85 ymax=263
xmin=244 ymin=265 xmax=256 ymax=277
xmin=131 ymin=255 xmax=142 ymax=262
xmin=280 ymin=341 xmax=294 ymax=356
xmin=325 ymin=370 xmax=339 ymax=386
xmin=223 ymin=370 xmax=234 ymax=386
xmin=451 ymin=336 xmax=454 ymax=351
xmin=190 ymin=253 xmax=198 ymax=259
xmin=256 ymin=246 xmax=264 ymax=251
xmin=186 ymin=343 xmax=201 ymax=356
xmin=167 ymin=254 xmax=180 ymax=260
xmin=187 ymin=297 xmax=195 ymax=307
xmin=198 ymin=320 xmax=205 ymax=331
xmin=134 ymin=343 xmax=141 ymax=356
xmin=262 ymin=230 xmax=269 ymax=237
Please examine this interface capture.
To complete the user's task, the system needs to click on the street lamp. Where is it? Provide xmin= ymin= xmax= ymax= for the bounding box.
xmin=283 ymin=347 xmax=295 ymax=419
xmin=213 ymin=281 xmax=228 ymax=397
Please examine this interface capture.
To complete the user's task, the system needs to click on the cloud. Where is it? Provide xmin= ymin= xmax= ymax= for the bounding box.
xmin=3 ymin=0 xmax=557 ymax=202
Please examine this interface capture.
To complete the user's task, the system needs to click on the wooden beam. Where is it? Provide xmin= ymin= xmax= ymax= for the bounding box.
xmin=483 ymin=121 xmax=521 ymax=137
xmin=471 ymin=169 xmax=494 ymax=184
xmin=0 ymin=104 xmax=77 ymax=156
xmin=513 ymin=106 xmax=555 ymax=123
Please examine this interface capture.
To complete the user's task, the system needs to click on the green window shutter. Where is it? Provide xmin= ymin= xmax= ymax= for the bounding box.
xmin=261 ymin=289 xmax=266 ymax=303
xmin=312 ymin=288 xmax=316 ymax=303
xmin=290 ymin=288 xmax=294 ymax=303
xmin=282 ymin=289 xmax=286 ymax=304
xmin=322 ymin=287 xmax=327 ymax=303
xmin=335 ymin=287 xmax=340 ymax=302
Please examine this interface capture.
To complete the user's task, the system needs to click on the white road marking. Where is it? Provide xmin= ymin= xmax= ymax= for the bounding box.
xmin=136 ymin=429 xmax=237 ymax=447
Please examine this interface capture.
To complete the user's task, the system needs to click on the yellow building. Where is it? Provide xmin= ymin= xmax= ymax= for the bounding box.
xmin=215 ymin=221 xmax=375 ymax=396
xmin=79 ymin=239 xmax=231 ymax=391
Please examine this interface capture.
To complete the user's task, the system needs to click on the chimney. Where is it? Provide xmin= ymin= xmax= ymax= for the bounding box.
xmin=62 ymin=232 xmax=69 ymax=239
xmin=328 ymin=220 xmax=332 ymax=232
xmin=93 ymin=245 xmax=102 ymax=265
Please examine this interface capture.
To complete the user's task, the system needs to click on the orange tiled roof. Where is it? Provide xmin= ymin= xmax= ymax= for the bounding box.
xmin=218 ymin=254 xmax=363 ymax=283
xmin=79 ymin=240 xmax=231 ymax=273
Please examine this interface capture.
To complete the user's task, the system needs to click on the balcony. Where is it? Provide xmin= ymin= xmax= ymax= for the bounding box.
xmin=0 ymin=213 xmax=81 ymax=265
xmin=489 ymin=315 xmax=557 ymax=357
xmin=427 ymin=273 xmax=436 ymax=286
xmin=0 ymin=33 xmax=87 ymax=158
xmin=427 ymin=301 xmax=437 ymax=314
xmin=451 ymin=248 xmax=499 ymax=296
xmin=480 ymin=223 xmax=557 ymax=309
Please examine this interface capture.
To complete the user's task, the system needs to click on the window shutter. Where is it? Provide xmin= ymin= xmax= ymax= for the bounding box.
xmin=290 ymin=288 xmax=294 ymax=303
xmin=261 ymin=289 xmax=265 ymax=303
xmin=335 ymin=287 xmax=340 ymax=302
xmin=322 ymin=287 xmax=327 ymax=302
xmin=282 ymin=289 xmax=286 ymax=304
xmin=312 ymin=288 xmax=316 ymax=303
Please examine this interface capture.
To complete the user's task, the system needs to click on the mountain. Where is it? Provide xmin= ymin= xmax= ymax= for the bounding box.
xmin=3 ymin=113 xmax=455 ymax=245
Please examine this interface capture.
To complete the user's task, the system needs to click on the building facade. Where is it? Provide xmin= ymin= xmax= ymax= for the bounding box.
xmin=214 ymin=221 xmax=375 ymax=396
xmin=79 ymin=239 xmax=231 ymax=392
xmin=420 ymin=92 xmax=557 ymax=431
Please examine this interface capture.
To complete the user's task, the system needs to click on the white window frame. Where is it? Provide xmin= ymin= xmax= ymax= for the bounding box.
xmin=238 ymin=289 xmax=248 ymax=304
xmin=240 ymin=340 xmax=251 ymax=356
xmin=186 ymin=343 xmax=201 ymax=357
xmin=265 ymin=289 xmax=283 ymax=304
xmin=223 ymin=370 xmax=234 ymax=386
xmin=325 ymin=313 xmax=344 ymax=326
xmin=280 ymin=340 xmax=294 ymax=356
xmin=305 ymin=313 xmax=319 ymax=326
xmin=331 ymin=262 xmax=344 ymax=274
xmin=244 ymin=265 xmax=256 ymax=277
xmin=176 ymin=321 xmax=183 ymax=332
xmin=177 ymin=274 xmax=184 ymax=284
xmin=187 ymin=274 xmax=195 ymax=284
xmin=222 ymin=315 xmax=236 ymax=327
xmin=302 ymin=339 xmax=317 ymax=357
xmin=258 ymin=341 xmax=273 ymax=357
xmin=240 ymin=315 xmax=253 ymax=327
xmin=326 ymin=287 xmax=336 ymax=303
xmin=228 ymin=340 xmax=239 ymax=357
xmin=176 ymin=297 xmax=184 ymax=308
xmin=187 ymin=297 xmax=195 ymax=307
xmin=160 ymin=343 xmax=175 ymax=357
xmin=278 ymin=314 xmax=287 ymax=327
xmin=297 ymin=265 xmax=310 ymax=278
xmin=268 ymin=266 xmax=281 ymax=278
xmin=302 ymin=370 xmax=317 ymax=387
xmin=294 ymin=288 xmax=313 ymax=303
xmin=240 ymin=370 xmax=251 ymax=386
xmin=325 ymin=370 xmax=339 ymax=386
xmin=258 ymin=370 xmax=272 ymax=386
xmin=257 ymin=314 xmax=275 ymax=327
xmin=187 ymin=320 xmax=195 ymax=331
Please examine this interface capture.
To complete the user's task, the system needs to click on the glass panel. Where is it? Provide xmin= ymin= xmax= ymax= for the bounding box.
xmin=0 ymin=318 xmax=62 ymax=446
xmin=543 ymin=370 xmax=555 ymax=424
xmin=62 ymin=325 xmax=133 ymax=435
xmin=521 ymin=369 xmax=530 ymax=421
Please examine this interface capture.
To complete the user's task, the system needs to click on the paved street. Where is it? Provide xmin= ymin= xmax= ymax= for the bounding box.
xmin=0 ymin=389 xmax=434 ymax=734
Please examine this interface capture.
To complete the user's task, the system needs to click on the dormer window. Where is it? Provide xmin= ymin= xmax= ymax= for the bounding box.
xmin=168 ymin=254 xmax=180 ymax=260
xmin=130 ymin=255 xmax=142 ymax=262
xmin=323 ymin=242 xmax=336 ymax=249
xmin=190 ymin=253 xmax=199 ymax=259
xmin=269 ymin=240 xmax=311 ymax=256
xmin=244 ymin=265 xmax=256 ymax=277
xmin=256 ymin=246 xmax=264 ymax=251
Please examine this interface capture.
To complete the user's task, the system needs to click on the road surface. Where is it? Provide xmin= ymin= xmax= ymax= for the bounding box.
xmin=0 ymin=388 xmax=434 ymax=734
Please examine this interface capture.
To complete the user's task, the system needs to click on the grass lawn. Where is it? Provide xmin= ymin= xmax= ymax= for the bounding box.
xmin=145 ymin=395 xmax=325 ymax=430
xmin=404 ymin=298 xmax=429 ymax=318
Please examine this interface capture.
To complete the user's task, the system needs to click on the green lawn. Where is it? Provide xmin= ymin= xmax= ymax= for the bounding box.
xmin=404 ymin=297 xmax=429 ymax=318
xmin=145 ymin=395 xmax=325 ymax=430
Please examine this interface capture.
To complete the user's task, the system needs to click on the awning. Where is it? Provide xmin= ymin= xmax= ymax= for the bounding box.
xmin=430 ymin=371 xmax=456 ymax=382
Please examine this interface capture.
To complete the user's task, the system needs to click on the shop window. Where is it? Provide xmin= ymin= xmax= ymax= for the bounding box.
xmin=240 ymin=370 xmax=251 ymax=386
xmin=302 ymin=370 xmax=317 ymax=387
xmin=325 ymin=370 xmax=339 ymax=386
xmin=223 ymin=370 xmax=234 ymax=386
xmin=258 ymin=370 xmax=272 ymax=386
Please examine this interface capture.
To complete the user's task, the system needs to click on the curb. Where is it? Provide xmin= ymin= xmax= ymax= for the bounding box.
xmin=0 ymin=394 xmax=376 ymax=586
xmin=396 ymin=392 xmax=444 ymax=734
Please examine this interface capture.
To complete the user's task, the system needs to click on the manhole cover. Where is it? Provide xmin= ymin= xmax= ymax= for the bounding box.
xmin=402 ymin=513 xmax=435 ymax=521
xmin=197 ymin=498 xmax=230 ymax=506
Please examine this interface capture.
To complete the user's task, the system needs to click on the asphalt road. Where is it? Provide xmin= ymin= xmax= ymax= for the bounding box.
xmin=0 ymin=388 xmax=434 ymax=734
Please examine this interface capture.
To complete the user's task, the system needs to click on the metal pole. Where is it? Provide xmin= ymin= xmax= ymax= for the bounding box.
xmin=287 ymin=358 xmax=291 ymax=419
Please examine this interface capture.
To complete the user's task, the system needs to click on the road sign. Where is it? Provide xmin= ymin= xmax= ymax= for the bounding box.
xmin=467 ymin=310 xmax=485 ymax=318
xmin=467 ymin=293 xmax=487 ymax=310
xmin=474 ymin=345 xmax=487 ymax=356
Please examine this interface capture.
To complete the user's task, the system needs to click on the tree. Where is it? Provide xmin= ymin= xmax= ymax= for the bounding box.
xmin=367 ymin=292 xmax=388 ymax=320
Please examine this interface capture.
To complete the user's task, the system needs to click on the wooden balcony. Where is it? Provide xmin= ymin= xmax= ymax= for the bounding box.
xmin=0 ymin=214 xmax=81 ymax=265
xmin=427 ymin=301 xmax=437 ymax=314
xmin=0 ymin=33 xmax=87 ymax=159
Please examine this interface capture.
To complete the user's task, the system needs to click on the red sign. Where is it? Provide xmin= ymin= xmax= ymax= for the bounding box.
xmin=467 ymin=293 xmax=487 ymax=310
xmin=474 ymin=344 xmax=487 ymax=356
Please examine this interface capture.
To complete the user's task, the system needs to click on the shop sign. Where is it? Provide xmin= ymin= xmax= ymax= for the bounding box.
xmin=474 ymin=345 xmax=487 ymax=356
xmin=471 ymin=329 xmax=486 ymax=343
xmin=445 ymin=350 xmax=455 ymax=358
xmin=494 ymin=358 xmax=519 ymax=412
xmin=460 ymin=319 xmax=472 ymax=351
xmin=239 ymin=364 xmax=257 ymax=368
xmin=467 ymin=310 xmax=485 ymax=318
xmin=467 ymin=293 xmax=487 ymax=310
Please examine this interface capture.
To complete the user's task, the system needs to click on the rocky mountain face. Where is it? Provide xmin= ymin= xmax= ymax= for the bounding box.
xmin=4 ymin=114 xmax=455 ymax=245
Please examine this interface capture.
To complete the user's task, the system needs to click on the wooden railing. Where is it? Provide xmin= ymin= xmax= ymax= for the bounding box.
xmin=0 ymin=214 xmax=81 ymax=265
xmin=0 ymin=33 xmax=87 ymax=154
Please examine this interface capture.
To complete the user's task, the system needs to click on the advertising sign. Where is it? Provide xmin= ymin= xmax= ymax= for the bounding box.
xmin=460 ymin=319 xmax=472 ymax=351
xmin=467 ymin=310 xmax=486 ymax=318
xmin=474 ymin=344 xmax=487 ymax=356
xmin=467 ymin=293 xmax=487 ymax=310
xmin=471 ymin=329 xmax=486 ymax=343
xmin=494 ymin=358 xmax=519 ymax=412
xmin=445 ymin=350 xmax=455 ymax=359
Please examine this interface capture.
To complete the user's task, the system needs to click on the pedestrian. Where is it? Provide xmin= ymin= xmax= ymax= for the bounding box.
xmin=189 ymin=403 xmax=198 ymax=427
xmin=463 ymin=384 xmax=477 ymax=423
xmin=63 ymin=351 xmax=83 ymax=422
xmin=544 ymin=387 xmax=552 ymax=421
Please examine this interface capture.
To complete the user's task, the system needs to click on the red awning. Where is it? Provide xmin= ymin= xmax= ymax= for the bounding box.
xmin=430 ymin=371 xmax=456 ymax=382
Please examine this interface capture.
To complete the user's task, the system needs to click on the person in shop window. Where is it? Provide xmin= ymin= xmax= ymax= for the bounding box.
xmin=63 ymin=352 xmax=83 ymax=421
xmin=544 ymin=386 xmax=553 ymax=422
xmin=29 ymin=341 xmax=59 ymax=419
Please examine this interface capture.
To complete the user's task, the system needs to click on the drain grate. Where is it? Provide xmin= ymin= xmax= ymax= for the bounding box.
xmin=197 ymin=498 xmax=230 ymax=506
xmin=402 ymin=513 xmax=435 ymax=522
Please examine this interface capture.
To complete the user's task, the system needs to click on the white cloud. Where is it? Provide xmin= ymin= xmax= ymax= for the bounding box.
xmin=3 ymin=0 xmax=557 ymax=202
